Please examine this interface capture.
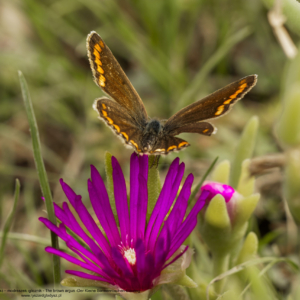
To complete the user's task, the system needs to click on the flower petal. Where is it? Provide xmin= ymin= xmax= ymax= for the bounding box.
xmin=112 ymin=156 xmax=130 ymax=243
xmin=60 ymin=178 xmax=77 ymax=206
xmin=62 ymin=202 xmax=104 ymax=260
xmin=75 ymin=196 xmax=111 ymax=254
xmin=66 ymin=242 xmax=119 ymax=280
xmin=139 ymin=154 xmax=148 ymax=182
xmin=135 ymin=239 xmax=146 ymax=276
xmin=148 ymin=162 xmax=184 ymax=249
xmin=129 ymin=152 xmax=139 ymax=242
xmin=45 ymin=246 xmax=104 ymax=275
xmin=159 ymin=173 xmax=193 ymax=243
xmin=135 ymin=239 xmax=154 ymax=290
xmin=65 ymin=270 xmax=112 ymax=284
xmin=89 ymin=165 xmax=120 ymax=246
xmin=201 ymin=181 xmax=235 ymax=203
xmin=130 ymin=153 xmax=149 ymax=242
xmin=57 ymin=223 xmax=112 ymax=271
xmin=154 ymin=229 xmax=171 ymax=271
xmin=145 ymin=157 xmax=179 ymax=247
xmin=53 ymin=203 xmax=68 ymax=223
xmin=137 ymin=174 xmax=148 ymax=239
xmin=70 ymin=194 xmax=111 ymax=257
xmin=167 ymin=190 xmax=209 ymax=259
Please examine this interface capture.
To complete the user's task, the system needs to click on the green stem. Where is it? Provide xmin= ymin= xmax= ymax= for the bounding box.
xmin=212 ymin=252 xmax=230 ymax=294
xmin=18 ymin=71 xmax=61 ymax=286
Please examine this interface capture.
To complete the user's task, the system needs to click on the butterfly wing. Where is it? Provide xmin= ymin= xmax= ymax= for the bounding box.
xmin=93 ymin=98 xmax=144 ymax=153
xmin=151 ymin=136 xmax=190 ymax=155
xmin=164 ymin=75 xmax=257 ymax=135
xmin=87 ymin=31 xmax=148 ymax=126
xmin=166 ymin=122 xmax=216 ymax=137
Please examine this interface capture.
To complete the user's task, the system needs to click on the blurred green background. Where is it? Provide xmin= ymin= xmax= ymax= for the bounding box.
xmin=1 ymin=0 xmax=300 ymax=299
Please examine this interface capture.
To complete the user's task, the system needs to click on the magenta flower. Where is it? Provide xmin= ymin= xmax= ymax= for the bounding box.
xmin=39 ymin=153 xmax=209 ymax=293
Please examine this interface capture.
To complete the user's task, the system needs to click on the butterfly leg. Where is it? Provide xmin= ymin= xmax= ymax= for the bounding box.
xmin=149 ymin=155 xmax=160 ymax=169
xmin=155 ymin=155 xmax=160 ymax=168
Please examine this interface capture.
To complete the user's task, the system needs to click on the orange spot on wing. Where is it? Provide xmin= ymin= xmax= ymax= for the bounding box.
xmin=167 ymin=145 xmax=177 ymax=152
xmin=203 ymin=129 xmax=209 ymax=133
xmin=97 ymin=66 xmax=104 ymax=74
xmin=102 ymin=110 xmax=107 ymax=117
xmin=99 ymin=74 xmax=106 ymax=87
xmin=215 ymin=105 xmax=224 ymax=116
xmin=121 ymin=132 xmax=129 ymax=141
xmin=229 ymin=90 xmax=241 ymax=99
xmin=95 ymin=44 xmax=101 ymax=52
xmin=113 ymin=124 xmax=120 ymax=133
xmin=99 ymin=41 xmax=104 ymax=48
xmin=93 ymin=49 xmax=100 ymax=59
xmin=223 ymin=99 xmax=232 ymax=105
xmin=130 ymin=140 xmax=140 ymax=151
xmin=106 ymin=117 xmax=113 ymax=125
xmin=102 ymin=103 xmax=106 ymax=109
xmin=95 ymin=57 xmax=102 ymax=66
xmin=178 ymin=142 xmax=188 ymax=148
xmin=229 ymin=83 xmax=248 ymax=100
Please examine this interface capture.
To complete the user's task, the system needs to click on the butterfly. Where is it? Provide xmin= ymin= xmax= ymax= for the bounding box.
xmin=87 ymin=31 xmax=257 ymax=155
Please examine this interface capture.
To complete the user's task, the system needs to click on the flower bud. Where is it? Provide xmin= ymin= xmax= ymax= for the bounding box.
xmin=199 ymin=180 xmax=259 ymax=255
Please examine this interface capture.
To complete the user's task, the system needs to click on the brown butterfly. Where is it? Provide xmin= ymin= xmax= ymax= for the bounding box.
xmin=87 ymin=31 xmax=257 ymax=155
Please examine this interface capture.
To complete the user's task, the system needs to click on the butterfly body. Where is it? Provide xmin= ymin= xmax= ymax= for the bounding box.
xmin=142 ymin=120 xmax=163 ymax=151
xmin=87 ymin=31 xmax=257 ymax=155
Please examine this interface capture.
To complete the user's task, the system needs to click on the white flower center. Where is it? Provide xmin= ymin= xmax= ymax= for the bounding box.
xmin=124 ymin=248 xmax=136 ymax=265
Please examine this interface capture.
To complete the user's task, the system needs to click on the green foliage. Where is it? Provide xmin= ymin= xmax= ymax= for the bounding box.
xmin=229 ymin=116 xmax=259 ymax=188
xmin=1 ymin=0 xmax=300 ymax=299
xmin=18 ymin=71 xmax=61 ymax=285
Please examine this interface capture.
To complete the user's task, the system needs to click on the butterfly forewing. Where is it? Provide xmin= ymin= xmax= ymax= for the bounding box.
xmin=87 ymin=31 xmax=148 ymax=126
xmin=164 ymin=75 xmax=257 ymax=133
xmin=93 ymin=98 xmax=144 ymax=153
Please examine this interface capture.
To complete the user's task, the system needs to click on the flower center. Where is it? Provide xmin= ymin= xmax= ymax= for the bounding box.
xmin=123 ymin=248 xmax=136 ymax=265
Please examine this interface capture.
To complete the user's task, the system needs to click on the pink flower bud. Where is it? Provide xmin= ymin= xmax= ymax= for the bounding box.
xmin=201 ymin=181 xmax=235 ymax=203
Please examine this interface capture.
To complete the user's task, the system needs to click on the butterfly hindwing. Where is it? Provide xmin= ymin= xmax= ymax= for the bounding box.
xmin=164 ymin=75 xmax=257 ymax=132
xmin=164 ymin=122 xmax=216 ymax=137
xmin=93 ymin=98 xmax=144 ymax=153
xmin=151 ymin=136 xmax=190 ymax=155
xmin=87 ymin=31 xmax=148 ymax=126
